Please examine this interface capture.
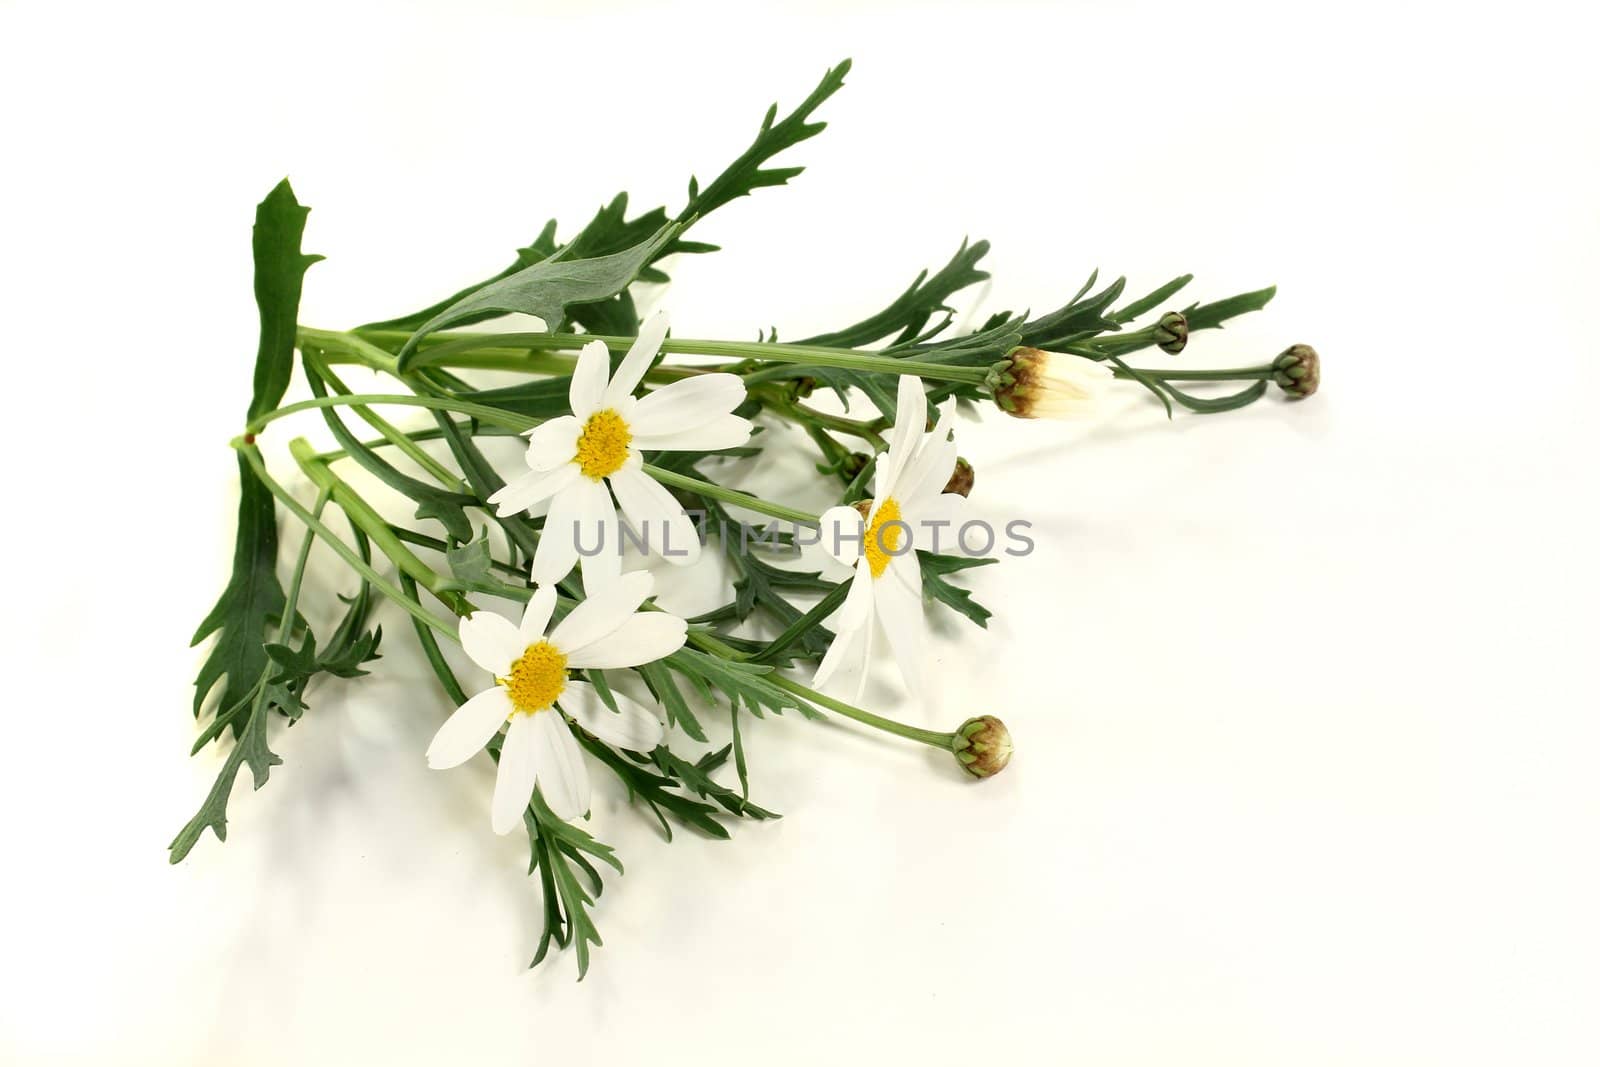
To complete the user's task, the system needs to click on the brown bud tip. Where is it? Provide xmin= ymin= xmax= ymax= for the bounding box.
xmin=851 ymin=499 xmax=873 ymax=520
xmin=952 ymin=715 xmax=1013 ymax=779
xmin=1272 ymin=344 xmax=1320 ymax=399
xmin=1156 ymin=311 xmax=1189 ymax=355
xmin=942 ymin=457 xmax=975 ymax=498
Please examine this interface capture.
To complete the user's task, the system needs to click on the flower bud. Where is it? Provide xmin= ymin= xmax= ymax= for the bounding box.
xmin=942 ymin=457 xmax=975 ymax=498
xmin=987 ymin=347 xmax=1114 ymax=420
xmin=951 ymin=715 xmax=1013 ymax=778
xmin=1155 ymin=311 xmax=1189 ymax=355
xmin=841 ymin=452 xmax=871 ymax=480
xmin=1272 ymin=344 xmax=1320 ymax=399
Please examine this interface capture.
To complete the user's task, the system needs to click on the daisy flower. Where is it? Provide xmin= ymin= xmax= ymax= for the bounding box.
xmin=488 ymin=312 xmax=752 ymax=588
xmin=426 ymin=571 xmax=685 ymax=832
xmin=814 ymin=373 xmax=969 ymax=702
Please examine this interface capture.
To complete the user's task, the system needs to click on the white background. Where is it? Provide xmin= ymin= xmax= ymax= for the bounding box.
xmin=3 ymin=1 xmax=1597 ymax=1064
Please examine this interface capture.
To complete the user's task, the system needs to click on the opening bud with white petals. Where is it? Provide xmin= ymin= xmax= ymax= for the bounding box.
xmin=987 ymin=347 xmax=1114 ymax=420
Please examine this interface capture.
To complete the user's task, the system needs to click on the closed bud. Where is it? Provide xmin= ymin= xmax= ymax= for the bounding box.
xmin=951 ymin=715 xmax=1013 ymax=778
xmin=943 ymin=456 xmax=975 ymax=498
xmin=1272 ymin=344 xmax=1320 ymax=398
xmin=1155 ymin=311 xmax=1189 ymax=355
xmin=987 ymin=347 xmax=1114 ymax=420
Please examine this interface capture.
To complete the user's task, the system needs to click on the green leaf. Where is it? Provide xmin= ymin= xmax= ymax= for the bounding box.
xmin=247 ymin=179 xmax=323 ymax=423
xmin=446 ymin=532 xmax=495 ymax=586
xmin=169 ymin=677 xmax=283 ymax=863
xmin=395 ymin=224 xmax=679 ymax=369
xmin=192 ymin=455 xmax=285 ymax=732
xmin=1111 ymin=274 xmax=1194 ymax=324
xmin=800 ymin=237 xmax=990 ymax=349
xmin=662 ymin=647 xmax=821 ymax=720
xmin=680 ymin=58 xmax=851 ymax=220
xmin=575 ymin=733 xmax=730 ymax=841
xmin=652 ymin=746 xmax=778 ymax=820
xmin=1183 ymin=285 xmax=1277 ymax=331
xmin=919 ymin=552 xmax=998 ymax=628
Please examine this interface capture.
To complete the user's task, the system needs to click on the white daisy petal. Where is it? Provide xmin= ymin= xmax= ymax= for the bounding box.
xmin=564 ymin=612 xmax=687 ymax=669
xmin=518 ymin=585 xmax=558 ymax=645
xmin=578 ymin=489 xmax=623 ymax=590
xmin=905 ymin=492 xmax=968 ymax=551
xmin=490 ymin=712 xmax=540 ymax=835
xmin=631 ymin=414 xmax=754 ymax=454
xmin=603 ymin=310 xmax=670 ymax=406
xmin=459 ymin=610 xmax=524 ymax=675
xmin=569 ymin=339 xmax=611 ymax=418
xmin=813 ymin=615 xmax=870 ymax=691
xmin=628 ymin=374 xmax=747 ymax=436
xmin=898 ymin=415 xmax=959 ymax=506
xmin=489 ymin=463 xmax=579 ymax=517
xmin=561 ymin=680 xmax=665 ymax=751
xmin=877 ymin=554 xmax=927 ymax=699
xmin=426 ymin=685 xmax=513 ymax=769
xmin=608 ymin=466 xmax=701 ymax=566
xmin=529 ymin=710 xmax=590 ymax=821
xmin=819 ymin=504 xmax=866 ymax=566
xmin=873 ymin=373 xmax=928 ymax=507
xmin=835 ymin=560 xmax=875 ymax=632
xmin=533 ymin=477 xmax=611 ymax=586
xmin=550 ymin=570 xmax=654 ymax=653
xmin=525 ymin=415 xmax=582 ymax=472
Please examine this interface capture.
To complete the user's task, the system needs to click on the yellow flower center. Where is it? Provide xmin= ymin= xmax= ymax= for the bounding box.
xmin=574 ymin=408 xmax=632 ymax=480
xmin=863 ymin=496 xmax=904 ymax=579
xmin=500 ymin=640 xmax=568 ymax=715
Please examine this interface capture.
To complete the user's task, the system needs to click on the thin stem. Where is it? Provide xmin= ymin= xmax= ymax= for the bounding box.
xmin=287 ymin=438 xmax=475 ymax=617
xmin=246 ymin=393 xmax=535 ymax=436
xmin=1111 ymin=366 xmax=1274 ymax=382
xmin=644 ymin=464 xmax=820 ymax=525
xmin=302 ymin=353 xmax=467 ymax=490
xmin=768 ymin=675 xmax=955 ymax=750
xmin=358 ymin=327 xmax=993 ymax=386
xmin=233 ymin=440 xmax=458 ymax=639
xmin=763 ymin=393 xmax=888 ymax=450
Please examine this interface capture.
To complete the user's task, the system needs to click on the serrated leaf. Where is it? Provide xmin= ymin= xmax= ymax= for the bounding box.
xmin=919 ymin=552 xmax=998 ymax=628
xmin=169 ymin=679 xmax=283 ymax=863
xmin=395 ymin=224 xmax=679 ymax=369
xmin=191 ymin=453 xmax=285 ymax=734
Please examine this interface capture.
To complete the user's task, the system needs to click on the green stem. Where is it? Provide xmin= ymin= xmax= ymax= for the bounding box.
xmin=768 ymin=675 xmax=955 ymax=750
xmin=357 ymin=327 xmax=993 ymax=386
xmin=287 ymin=438 xmax=475 ymax=617
xmin=302 ymin=353 xmax=467 ymax=489
xmin=246 ymin=393 xmax=534 ymax=436
xmin=763 ymin=394 xmax=888 ymax=450
xmin=1111 ymin=366 xmax=1274 ymax=382
xmin=233 ymin=440 xmax=459 ymax=639
xmin=644 ymin=464 xmax=820 ymax=525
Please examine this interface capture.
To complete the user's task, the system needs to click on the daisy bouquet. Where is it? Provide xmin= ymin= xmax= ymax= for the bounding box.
xmin=176 ymin=59 xmax=1318 ymax=976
